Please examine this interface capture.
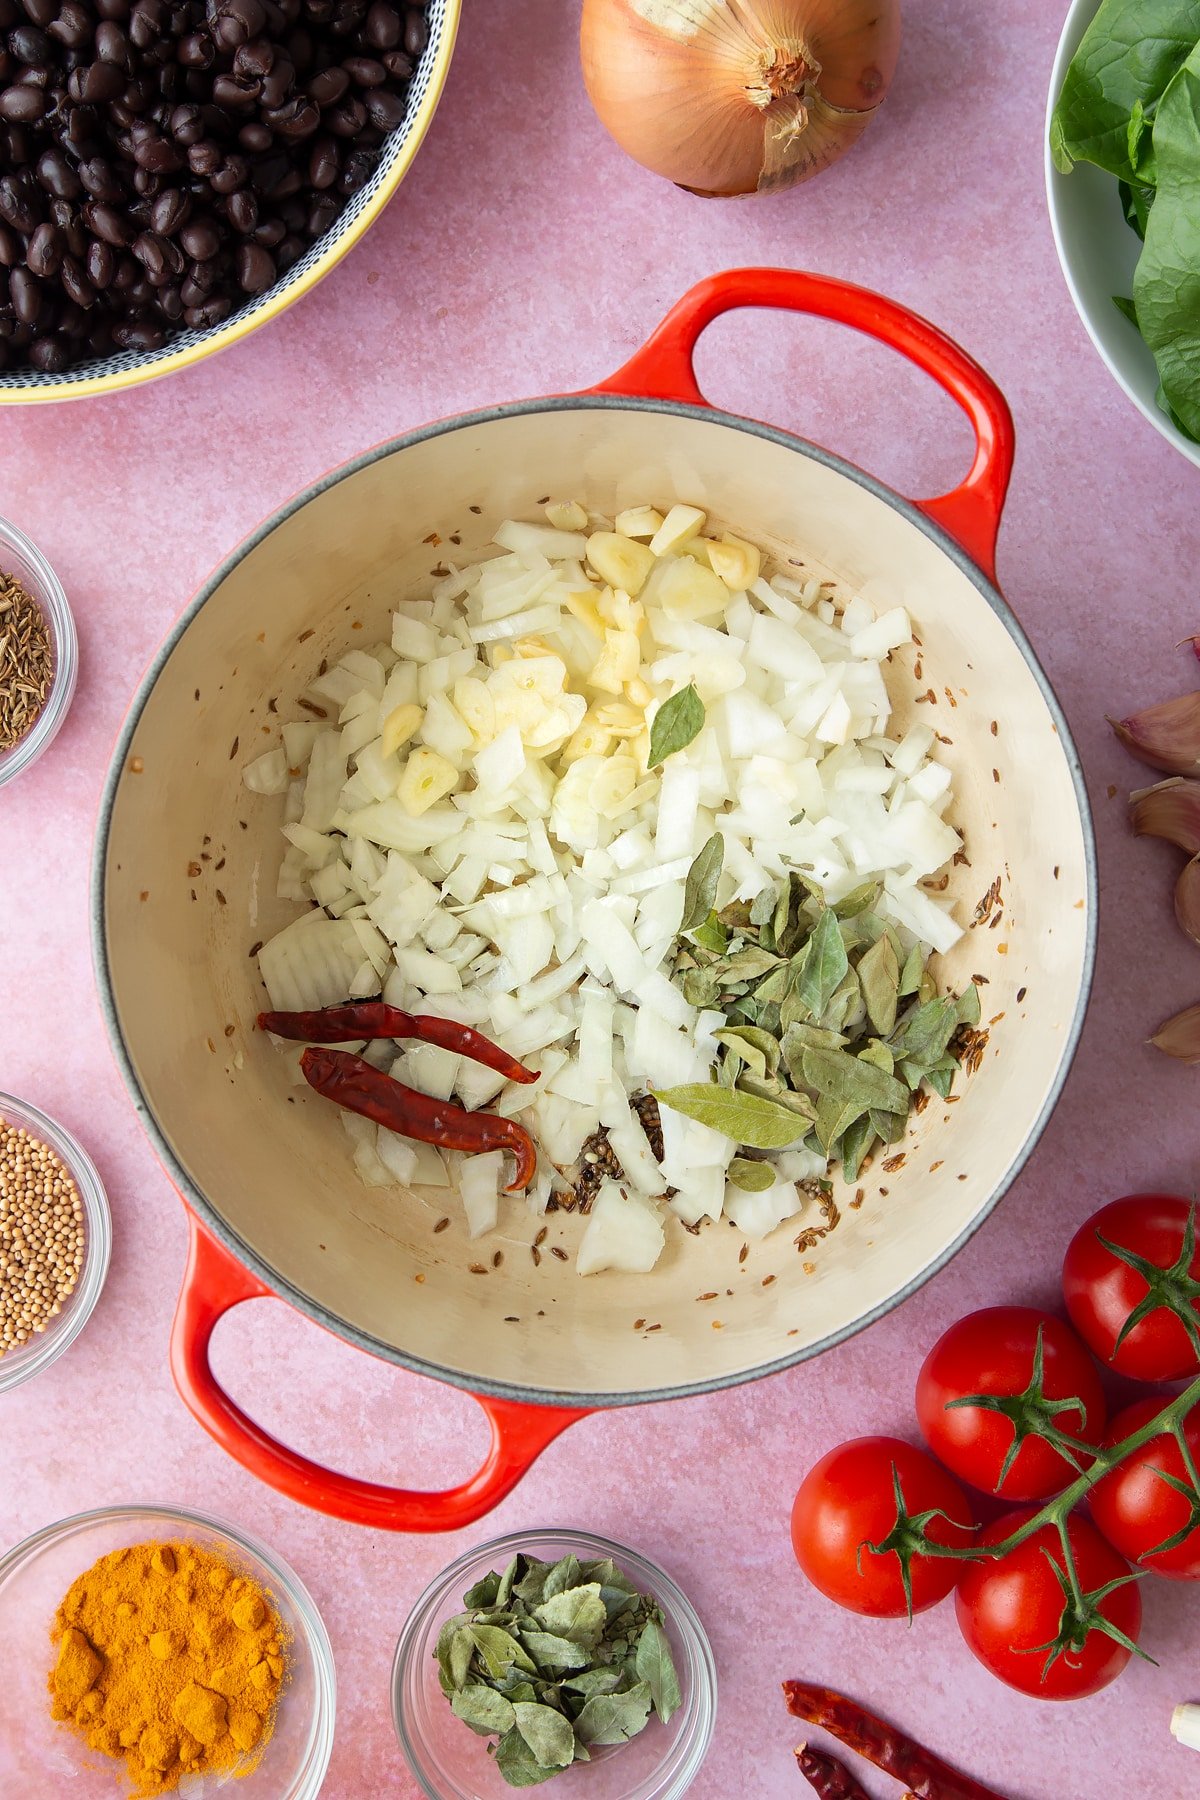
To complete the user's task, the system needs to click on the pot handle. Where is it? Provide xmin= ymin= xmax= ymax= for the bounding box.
xmin=590 ymin=267 xmax=1015 ymax=586
xmin=170 ymin=1213 xmax=590 ymax=1531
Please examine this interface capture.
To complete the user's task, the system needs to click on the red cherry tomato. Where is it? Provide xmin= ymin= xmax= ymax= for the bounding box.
xmin=1062 ymin=1194 xmax=1200 ymax=1381
xmin=1090 ymin=1398 xmax=1200 ymax=1580
xmin=955 ymin=1509 xmax=1141 ymax=1700
xmin=791 ymin=1436 xmax=976 ymax=1618
xmin=916 ymin=1306 xmax=1106 ymax=1501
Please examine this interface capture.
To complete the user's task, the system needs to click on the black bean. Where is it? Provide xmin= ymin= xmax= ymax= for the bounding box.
xmin=77 ymin=60 xmax=127 ymax=102
xmin=365 ymin=1 xmax=400 ymax=50
xmin=307 ymin=132 xmax=336 ymax=187
xmin=176 ymin=30 xmax=214 ymax=67
xmin=325 ymin=93 xmax=363 ymax=136
xmin=84 ymin=199 xmax=133 ymax=244
xmin=95 ymin=21 xmax=130 ymax=66
xmin=236 ymin=118 xmax=271 ymax=149
xmin=26 ymin=220 xmax=63 ymax=276
xmin=235 ymin=239 xmax=273 ymax=290
xmin=344 ymin=54 xmax=384 ymax=86
xmin=249 ymin=212 xmax=282 ymax=244
xmin=49 ymin=3 xmax=94 ymax=49
xmin=158 ymin=280 xmax=182 ymax=318
xmin=226 ymin=185 xmax=256 ymax=231
xmin=150 ymin=185 xmax=188 ymax=232
xmin=186 ymin=137 xmax=221 ymax=174
xmin=168 ymin=100 xmax=203 ymax=140
xmin=79 ymin=158 xmax=124 ymax=200
xmin=9 ymin=265 xmax=42 ymax=323
xmin=60 ymin=254 xmax=95 ymax=306
xmin=134 ymin=130 xmax=180 ymax=170
xmin=9 ymin=24 xmax=52 ymax=62
xmin=402 ymin=6 xmax=425 ymax=57
xmin=21 ymin=0 xmax=57 ymax=27
xmin=275 ymin=228 xmax=301 ymax=268
xmin=28 ymin=333 xmax=69 ymax=370
xmin=178 ymin=216 xmax=219 ymax=258
xmin=208 ymin=152 xmax=247 ymax=191
xmin=234 ymin=35 xmax=273 ymax=76
xmin=112 ymin=315 xmax=165 ymax=348
xmin=85 ymin=237 xmax=115 ymax=286
xmin=0 ymin=172 xmax=40 ymax=231
xmin=0 ymin=81 xmax=47 ymax=121
xmin=306 ymin=62 xmax=346 ymax=105
xmin=307 ymin=191 xmax=337 ymax=235
xmin=183 ymin=293 xmax=229 ymax=326
xmin=363 ymin=85 xmax=403 ymax=131
xmin=0 ymin=221 xmax=18 ymax=262
xmin=36 ymin=147 xmax=81 ymax=198
xmin=259 ymin=56 xmax=294 ymax=106
xmin=338 ymin=143 xmax=372 ymax=192
xmin=266 ymin=94 xmax=317 ymax=136
xmin=212 ymin=70 xmax=258 ymax=106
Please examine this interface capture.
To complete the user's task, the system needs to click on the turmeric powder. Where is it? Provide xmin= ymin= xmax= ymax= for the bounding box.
xmin=48 ymin=1539 xmax=286 ymax=1796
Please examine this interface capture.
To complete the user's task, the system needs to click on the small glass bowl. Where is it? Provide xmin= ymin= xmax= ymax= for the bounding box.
xmin=0 ymin=514 xmax=78 ymax=788
xmin=0 ymin=1503 xmax=336 ymax=1796
xmin=392 ymin=1528 xmax=717 ymax=1800
xmin=0 ymin=1091 xmax=111 ymax=1394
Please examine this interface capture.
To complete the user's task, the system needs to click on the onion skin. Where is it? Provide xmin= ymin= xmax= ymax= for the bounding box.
xmin=580 ymin=0 xmax=902 ymax=199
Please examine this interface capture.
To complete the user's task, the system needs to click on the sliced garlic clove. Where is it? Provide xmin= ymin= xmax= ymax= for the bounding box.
xmin=397 ymin=747 xmax=458 ymax=816
xmin=544 ymin=499 xmax=589 ymax=531
xmin=380 ymin=702 xmax=423 ymax=759
xmin=649 ymin=504 xmax=706 ymax=557
xmin=1177 ymin=856 xmax=1200 ymax=948
xmin=1110 ymin=691 xmax=1200 ymax=774
xmin=657 ymin=556 xmax=729 ymax=621
xmin=564 ymin=589 xmax=606 ymax=640
xmin=1129 ymin=777 xmax=1200 ymax=854
xmin=452 ymin=676 xmax=496 ymax=742
xmin=1151 ymin=1001 xmax=1200 ymax=1063
xmin=586 ymin=531 xmax=656 ymax=596
xmin=615 ymin=505 xmax=665 ymax=540
xmin=590 ymin=629 xmax=641 ymax=694
xmin=709 ymin=534 xmax=762 ymax=592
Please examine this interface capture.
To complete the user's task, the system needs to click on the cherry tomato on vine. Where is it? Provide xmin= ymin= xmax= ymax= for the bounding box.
xmin=791 ymin=1436 xmax=976 ymax=1618
xmin=1063 ymin=1195 xmax=1200 ymax=1381
xmin=915 ymin=1306 xmax=1106 ymax=1501
xmin=1089 ymin=1399 xmax=1200 ymax=1580
xmin=955 ymin=1509 xmax=1142 ymax=1700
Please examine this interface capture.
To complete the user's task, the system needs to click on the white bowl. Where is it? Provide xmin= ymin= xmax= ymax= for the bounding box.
xmin=1045 ymin=0 xmax=1200 ymax=468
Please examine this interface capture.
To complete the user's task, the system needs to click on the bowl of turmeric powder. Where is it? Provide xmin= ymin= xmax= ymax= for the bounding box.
xmin=0 ymin=1504 xmax=335 ymax=1797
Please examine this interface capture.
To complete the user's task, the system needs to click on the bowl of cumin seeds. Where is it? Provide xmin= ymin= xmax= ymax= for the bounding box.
xmin=0 ymin=517 xmax=77 ymax=788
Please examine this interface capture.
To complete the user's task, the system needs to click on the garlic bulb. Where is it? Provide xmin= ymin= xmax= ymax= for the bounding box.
xmin=580 ymin=0 xmax=902 ymax=198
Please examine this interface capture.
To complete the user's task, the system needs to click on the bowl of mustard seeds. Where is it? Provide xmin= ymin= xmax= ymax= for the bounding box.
xmin=0 ymin=1091 xmax=111 ymax=1394
xmin=0 ymin=514 xmax=78 ymax=788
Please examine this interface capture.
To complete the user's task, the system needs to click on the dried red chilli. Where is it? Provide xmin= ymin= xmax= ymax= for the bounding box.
xmin=300 ymin=1047 xmax=537 ymax=1192
xmin=783 ymin=1684 xmax=1009 ymax=1800
xmin=258 ymin=1002 xmax=537 ymax=1085
xmin=795 ymin=1745 xmax=871 ymax=1800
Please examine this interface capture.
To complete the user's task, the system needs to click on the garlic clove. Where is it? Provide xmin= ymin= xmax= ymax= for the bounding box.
xmin=1129 ymin=778 xmax=1200 ymax=854
xmin=1176 ymin=857 xmax=1200 ymax=948
xmin=650 ymin=505 xmax=707 ymax=558
xmin=397 ymin=747 xmax=458 ymax=816
xmin=615 ymin=506 xmax=665 ymax=540
xmin=586 ymin=531 xmax=655 ymax=596
xmin=1150 ymin=1002 xmax=1200 ymax=1063
xmin=709 ymin=534 xmax=762 ymax=592
xmin=1171 ymin=1703 xmax=1200 ymax=1751
xmin=380 ymin=702 xmax=423 ymax=759
xmin=1110 ymin=691 xmax=1200 ymax=774
xmin=544 ymin=500 xmax=589 ymax=532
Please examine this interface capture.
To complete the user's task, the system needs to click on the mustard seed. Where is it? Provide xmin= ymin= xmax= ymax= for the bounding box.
xmin=0 ymin=1118 xmax=85 ymax=1356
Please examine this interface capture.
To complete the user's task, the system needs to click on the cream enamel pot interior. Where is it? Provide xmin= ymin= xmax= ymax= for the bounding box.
xmin=94 ymin=269 xmax=1096 ymax=1532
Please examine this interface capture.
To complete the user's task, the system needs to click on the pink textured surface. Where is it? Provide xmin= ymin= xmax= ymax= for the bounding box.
xmin=3 ymin=1 xmax=1199 ymax=1795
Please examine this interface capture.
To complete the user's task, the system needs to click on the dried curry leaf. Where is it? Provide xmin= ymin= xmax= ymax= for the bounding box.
xmin=679 ymin=832 xmax=724 ymax=934
xmin=796 ymin=907 xmax=849 ymax=1016
xmin=726 ymin=1156 xmax=777 ymax=1191
xmin=655 ymin=1082 xmax=809 ymax=1148
xmin=857 ymin=931 xmax=900 ymax=1038
xmin=648 ymin=683 xmax=704 ymax=768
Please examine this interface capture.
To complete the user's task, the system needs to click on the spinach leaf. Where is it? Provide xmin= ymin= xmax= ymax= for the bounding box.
xmin=1051 ymin=0 xmax=1200 ymax=181
xmin=1133 ymin=46 xmax=1200 ymax=442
